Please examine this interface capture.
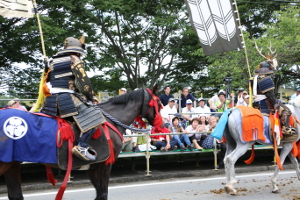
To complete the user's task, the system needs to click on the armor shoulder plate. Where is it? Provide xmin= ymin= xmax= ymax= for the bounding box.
xmin=254 ymin=67 xmax=274 ymax=76
xmin=70 ymin=55 xmax=93 ymax=100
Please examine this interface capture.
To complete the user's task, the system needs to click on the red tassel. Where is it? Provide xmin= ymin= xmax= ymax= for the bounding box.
xmin=45 ymin=166 xmax=57 ymax=186
xmin=55 ymin=185 xmax=66 ymax=200
xmin=92 ymin=127 xmax=102 ymax=139
xmin=102 ymin=124 xmax=115 ymax=165
xmin=244 ymin=145 xmax=255 ymax=164
xmin=56 ymin=117 xmax=75 ymax=149
xmin=133 ymin=116 xmax=146 ymax=128
xmin=55 ymin=139 xmax=74 ymax=200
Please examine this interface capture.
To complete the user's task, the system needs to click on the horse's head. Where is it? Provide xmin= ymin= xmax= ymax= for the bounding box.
xmin=141 ymin=86 xmax=163 ymax=127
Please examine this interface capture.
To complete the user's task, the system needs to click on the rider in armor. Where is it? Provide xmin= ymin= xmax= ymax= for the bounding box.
xmin=254 ymin=57 xmax=296 ymax=137
xmin=41 ymin=36 xmax=106 ymax=161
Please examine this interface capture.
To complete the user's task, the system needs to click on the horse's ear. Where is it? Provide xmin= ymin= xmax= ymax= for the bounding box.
xmin=153 ymin=84 xmax=159 ymax=95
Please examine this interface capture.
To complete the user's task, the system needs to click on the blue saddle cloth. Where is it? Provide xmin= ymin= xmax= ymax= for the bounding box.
xmin=0 ymin=109 xmax=57 ymax=164
xmin=211 ymin=108 xmax=272 ymax=144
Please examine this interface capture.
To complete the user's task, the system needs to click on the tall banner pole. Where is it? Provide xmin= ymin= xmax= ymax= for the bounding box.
xmin=32 ymin=0 xmax=47 ymax=112
xmin=232 ymin=0 xmax=253 ymax=107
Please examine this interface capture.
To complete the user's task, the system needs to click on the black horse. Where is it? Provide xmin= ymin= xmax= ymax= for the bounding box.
xmin=0 ymin=88 xmax=161 ymax=200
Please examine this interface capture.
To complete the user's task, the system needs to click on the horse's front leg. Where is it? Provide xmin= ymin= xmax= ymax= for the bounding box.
xmin=88 ymin=163 xmax=112 ymax=200
xmin=271 ymin=142 xmax=293 ymax=193
xmin=3 ymin=162 xmax=23 ymax=200
xmin=224 ymin=143 xmax=251 ymax=195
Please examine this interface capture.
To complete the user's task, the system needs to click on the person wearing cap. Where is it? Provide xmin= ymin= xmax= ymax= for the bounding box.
xmin=291 ymin=88 xmax=300 ymax=100
xmin=160 ymin=98 xmax=177 ymax=127
xmin=236 ymin=91 xmax=249 ymax=106
xmin=181 ymin=87 xmax=196 ymax=108
xmin=159 ymin=86 xmax=174 ymax=106
xmin=182 ymin=99 xmax=197 ymax=122
xmin=196 ymin=98 xmax=211 ymax=118
xmin=40 ymin=36 xmax=106 ymax=161
xmin=119 ymin=88 xmax=127 ymax=95
xmin=215 ymin=92 xmax=230 ymax=113
xmin=208 ymin=89 xmax=225 ymax=112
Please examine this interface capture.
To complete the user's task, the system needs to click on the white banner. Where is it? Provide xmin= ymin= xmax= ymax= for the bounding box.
xmin=185 ymin=0 xmax=243 ymax=56
xmin=0 ymin=0 xmax=34 ymax=18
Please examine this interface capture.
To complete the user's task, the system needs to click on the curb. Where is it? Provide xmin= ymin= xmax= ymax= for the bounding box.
xmin=0 ymin=163 xmax=294 ymax=194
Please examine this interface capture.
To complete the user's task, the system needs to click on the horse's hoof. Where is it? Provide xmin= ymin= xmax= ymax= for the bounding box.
xmin=224 ymin=186 xmax=231 ymax=194
xmin=272 ymin=189 xmax=280 ymax=194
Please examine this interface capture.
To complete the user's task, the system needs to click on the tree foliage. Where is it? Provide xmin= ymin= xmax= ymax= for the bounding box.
xmin=0 ymin=0 xmax=296 ymax=98
xmin=194 ymin=5 xmax=300 ymax=96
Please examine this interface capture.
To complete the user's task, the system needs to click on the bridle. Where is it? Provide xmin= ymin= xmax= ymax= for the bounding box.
xmin=141 ymin=89 xmax=162 ymax=117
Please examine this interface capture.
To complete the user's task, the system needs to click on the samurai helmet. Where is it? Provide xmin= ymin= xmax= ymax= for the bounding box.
xmin=255 ymin=41 xmax=278 ymax=70
xmin=58 ymin=35 xmax=86 ymax=56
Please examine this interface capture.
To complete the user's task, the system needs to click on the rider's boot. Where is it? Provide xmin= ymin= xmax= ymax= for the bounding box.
xmin=280 ymin=109 xmax=296 ymax=137
xmin=72 ymin=128 xmax=97 ymax=161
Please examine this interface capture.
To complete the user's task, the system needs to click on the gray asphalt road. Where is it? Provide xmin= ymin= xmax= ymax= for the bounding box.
xmin=0 ymin=170 xmax=299 ymax=200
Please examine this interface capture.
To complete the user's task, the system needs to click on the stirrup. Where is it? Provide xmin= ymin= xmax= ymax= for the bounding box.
xmin=72 ymin=145 xmax=97 ymax=161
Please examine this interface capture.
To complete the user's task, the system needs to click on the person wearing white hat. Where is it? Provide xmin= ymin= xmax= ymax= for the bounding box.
xmin=120 ymin=88 xmax=127 ymax=95
xmin=182 ymin=99 xmax=197 ymax=122
xmin=196 ymin=98 xmax=211 ymax=118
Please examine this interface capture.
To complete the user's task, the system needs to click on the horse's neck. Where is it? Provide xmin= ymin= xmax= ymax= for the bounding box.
xmin=99 ymin=102 xmax=142 ymax=126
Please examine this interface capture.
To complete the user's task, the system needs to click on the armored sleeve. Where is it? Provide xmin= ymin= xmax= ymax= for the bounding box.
xmin=70 ymin=55 xmax=94 ymax=100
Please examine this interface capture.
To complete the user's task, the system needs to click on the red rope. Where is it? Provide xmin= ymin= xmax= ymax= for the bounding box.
xmin=102 ymin=123 xmax=116 ymax=165
xmin=55 ymin=139 xmax=73 ymax=200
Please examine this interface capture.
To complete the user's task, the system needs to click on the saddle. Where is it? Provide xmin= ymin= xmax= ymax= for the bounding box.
xmin=57 ymin=124 xmax=110 ymax=170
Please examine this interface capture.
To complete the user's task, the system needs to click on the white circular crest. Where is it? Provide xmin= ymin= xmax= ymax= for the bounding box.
xmin=3 ymin=116 xmax=28 ymax=140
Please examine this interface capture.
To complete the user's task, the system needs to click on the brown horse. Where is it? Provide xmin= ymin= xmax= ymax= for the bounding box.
xmin=0 ymin=88 xmax=161 ymax=200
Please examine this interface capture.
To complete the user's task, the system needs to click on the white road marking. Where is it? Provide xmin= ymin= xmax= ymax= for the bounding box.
xmin=0 ymin=171 xmax=296 ymax=199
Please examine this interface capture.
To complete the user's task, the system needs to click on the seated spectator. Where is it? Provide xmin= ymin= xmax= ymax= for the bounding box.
xmin=7 ymin=99 xmax=27 ymax=111
xmin=196 ymin=98 xmax=211 ymax=118
xmin=208 ymin=89 xmax=225 ymax=112
xmin=182 ymin=99 xmax=197 ymax=124
xmin=181 ymin=87 xmax=196 ymax=108
xmin=160 ymin=98 xmax=177 ymax=128
xmin=159 ymin=86 xmax=174 ymax=106
xmin=168 ymin=116 xmax=193 ymax=151
xmin=208 ymin=116 xmax=225 ymax=169
xmin=236 ymin=91 xmax=249 ymax=106
xmin=122 ymin=129 xmax=133 ymax=152
xmin=186 ymin=118 xmax=206 ymax=150
xmin=150 ymin=125 xmax=177 ymax=151
xmin=199 ymin=116 xmax=209 ymax=132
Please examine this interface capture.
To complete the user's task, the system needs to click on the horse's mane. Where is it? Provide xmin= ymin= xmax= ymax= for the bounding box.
xmin=108 ymin=89 xmax=145 ymax=104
